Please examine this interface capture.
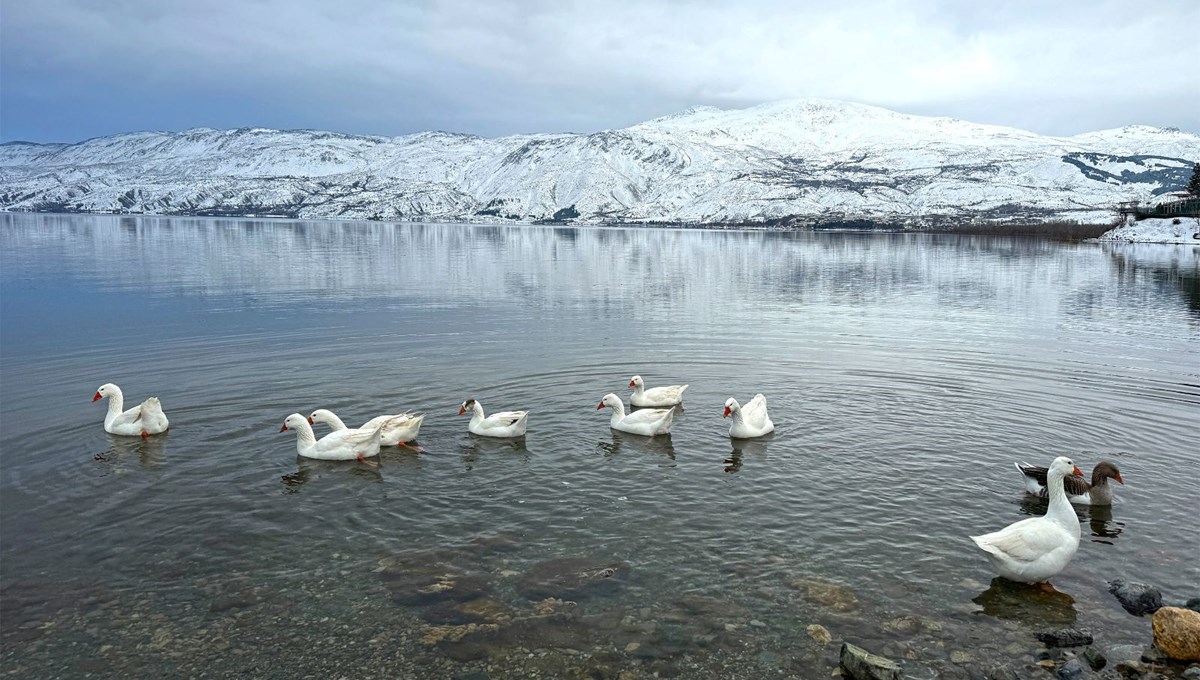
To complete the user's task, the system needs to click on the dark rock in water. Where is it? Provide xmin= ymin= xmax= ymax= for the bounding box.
xmin=1057 ymin=658 xmax=1086 ymax=679
xmin=839 ymin=642 xmax=901 ymax=680
xmin=1107 ymin=580 xmax=1163 ymax=616
xmin=514 ymin=557 xmax=628 ymax=600
xmin=1037 ymin=628 xmax=1094 ymax=648
xmin=1083 ymin=645 xmax=1107 ymax=670
xmin=1181 ymin=666 xmax=1200 ymax=679
xmin=1104 ymin=644 xmax=1145 ymax=677
xmin=452 ymin=672 xmax=491 ymax=680
xmin=1140 ymin=643 xmax=1170 ymax=663
xmin=986 ymin=665 xmax=1020 ymax=680
xmin=1186 ymin=597 xmax=1200 ymax=613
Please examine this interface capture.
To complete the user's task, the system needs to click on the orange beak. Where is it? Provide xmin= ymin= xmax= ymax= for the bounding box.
xmin=723 ymin=406 xmax=731 ymax=418
xmin=1072 ymin=465 xmax=1083 ymax=476
xmin=628 ymin=380 xmax=636 ymax=388
xmin=458 ymin=406 xmax=466 ymax=415
xmin=1114 ymin=472 xmax=1124 ymax=484
xmin=92 ymin=392 xmax=102 ymax=402
xmin=280 ymin=424 xmax=288 ymax=432
xmin=307 ymin=417 xmax=314 ymax=425
xmin=597 ymin=401 xmax=606 ymax=410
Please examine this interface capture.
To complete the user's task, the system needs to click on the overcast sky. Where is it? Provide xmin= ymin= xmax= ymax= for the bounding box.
xmin=3 ymin=0 xmax=1198 ymax=143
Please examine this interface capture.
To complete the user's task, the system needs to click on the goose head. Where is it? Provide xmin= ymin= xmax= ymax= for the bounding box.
xmin=280 ymin=413 xmax=308 ymax=433
xmin=92 ymin=382 xmax=118 ymax=402
xmin=629 ymin=375 xmax=643 ymax=389
xmin=1093 ymin=461 xmax=1124 ymax=485
xmin=723 ymin=398 xmax=739 ymax=418
xmin=458 ymin=399 xmax=476 ymax=416
xmin=308 ymin=408 xmax=335 ymax=426
xmin=597 ymin=393 xmax=622 ymax=410
xmin=1051 ymin=456 xmax=1084 ymax=477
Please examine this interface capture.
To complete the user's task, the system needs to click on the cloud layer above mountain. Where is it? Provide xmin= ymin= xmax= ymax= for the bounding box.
xmin=2 ymin=0 xmax=1198 ymax=142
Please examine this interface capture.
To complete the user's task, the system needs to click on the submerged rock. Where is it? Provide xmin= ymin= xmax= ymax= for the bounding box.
xmin=789 ymin=576 xmax=860 ymax=612
xmin=1107 ymin=580 xmax=1163 ymax=616
xmin=839 ymin=642 xmax=901 ymax=680
xmin=1152 ymin=607 xmax=1200 ymax=661
xmin=1037 ymin=628 xmax=1094 ymax=648
xmin=379 ymin=550 xmax=492 ymax=606
xmin=1186 ymin=598 xmax=1200 ymax=613
xmin=514 ymin=557 xmax=628 ymax=600
xmin=1057 ymin=658 xmax=1086 ymax=679
xmin=1083 ymin=645 xmax=1107 ymax=670
xmin=806 ymin=624 xmax=832 ymax=645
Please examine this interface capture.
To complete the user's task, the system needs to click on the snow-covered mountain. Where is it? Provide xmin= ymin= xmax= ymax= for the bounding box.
xmin=2 ymin=99 xmax=1196 ymax=226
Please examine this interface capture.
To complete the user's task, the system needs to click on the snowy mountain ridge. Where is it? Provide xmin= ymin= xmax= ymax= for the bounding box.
xmin=2 ymin=98 xmax=1197 ymax=226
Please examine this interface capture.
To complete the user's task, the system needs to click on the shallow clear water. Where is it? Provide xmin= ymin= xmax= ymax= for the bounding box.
xmin=1 ymin=213 xmax=1197 ymax=678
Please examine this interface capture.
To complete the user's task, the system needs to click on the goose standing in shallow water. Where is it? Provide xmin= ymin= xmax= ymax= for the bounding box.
xmin=1016 ymin=460 xmax=1124 ymax=506
xmin=723 ymin=394 xmax=774 ymax=439
xmin=597 ymin=393 xmax=673 ymax=436
xmin=308 ymin=408 xmax=424 ymax=448
xmin=628 ymin=375 xmax=688 ymax=408
xmin=280 ymin=413 xmax=382 ymax=461
xmin=92 ymin=383 xmax=169 ymax=437
xmin=972 ymin=456 xmax=1083 ymax=585
xmin=459 ymin=399 xmax=528 ymax=438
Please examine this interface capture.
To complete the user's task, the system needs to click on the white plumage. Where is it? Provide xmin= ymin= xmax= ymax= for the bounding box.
xmin=280 ymin=413 xmax=382 ymax=461
xmin=92 ymin=383 xmax=169 ymax=437
xmin=971 ymin=456 xmax=1083 ymax=584
xmin=308 ymin=408 xmax=424 ymax=447
xmin=724 ymin=394 xmax=774 ymax=439
xmin=598 ymin=393 xmax=674 ymax=436
xmin=628 ymin=375 xmax=688 ymax=408
xmin=459 ymin=399 xmax=528 ymax=438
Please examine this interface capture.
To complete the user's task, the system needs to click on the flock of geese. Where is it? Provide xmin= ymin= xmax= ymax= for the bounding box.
xmin=92 ymin=378 xmax=1124 ymax=587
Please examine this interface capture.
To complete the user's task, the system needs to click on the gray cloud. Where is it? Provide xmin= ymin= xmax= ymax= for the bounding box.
xmin=2 ymin=0 xmax=1198 ymax=142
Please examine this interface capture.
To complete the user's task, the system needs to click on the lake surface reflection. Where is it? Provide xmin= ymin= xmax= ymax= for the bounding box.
xmin=2 ymin=214 xmax=1197 ymax=678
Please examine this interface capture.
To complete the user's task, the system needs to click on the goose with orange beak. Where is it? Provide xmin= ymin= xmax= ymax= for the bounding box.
xmin=597 ymin=393 xmax=673 ymax=436
xmin=723 ymin=393 xmax=774 ymax=439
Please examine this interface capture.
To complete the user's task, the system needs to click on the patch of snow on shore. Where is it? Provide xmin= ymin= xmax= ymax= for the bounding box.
xmin=1097 ymin=216 xmax=1200 ymax=244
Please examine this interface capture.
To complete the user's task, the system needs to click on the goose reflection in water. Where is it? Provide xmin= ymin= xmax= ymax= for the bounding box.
xmin=93 ymin=433 xmax=168 ymax=469
xmin=280 ymin=457 xmax=383 ymax=494
xmin=600 ymin=431 xmax=677 ymax=462
xmin=1087 ymin=505 xmax=1124 ymax=544
xmin=972 ymin=577 xmax=1077 ymax=626
xmin=460 ymin=436 xmax=530 ymax=470
xmin=724 ymin=437 xmax=772 ymax=474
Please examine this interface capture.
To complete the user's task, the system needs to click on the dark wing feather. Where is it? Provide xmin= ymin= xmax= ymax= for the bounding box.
xmin=1019 ymin=463 xmax=1090 ymax=497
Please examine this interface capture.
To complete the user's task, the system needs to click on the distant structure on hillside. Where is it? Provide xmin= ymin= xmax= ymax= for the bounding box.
xmin=1117 ymin=191 xmax=1200 ymax=221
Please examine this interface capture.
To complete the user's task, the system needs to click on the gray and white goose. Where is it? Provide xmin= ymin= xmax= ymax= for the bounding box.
xmin=1015 ymin=460 xmax=1124 ymax=506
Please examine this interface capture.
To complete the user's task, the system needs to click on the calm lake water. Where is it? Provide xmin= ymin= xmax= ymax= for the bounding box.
xmin=1 ymin=213 xmax=1197 ymax=679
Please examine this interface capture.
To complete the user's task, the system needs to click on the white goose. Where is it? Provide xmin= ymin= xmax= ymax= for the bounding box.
xmin=308 ymin=408 xmax=424 ymax=447
xmin=459 ymin=399 xmax=528 ymax=438
xmin=92 ymin=383 xmax=169 ymax=437
xmin=724 ymin=393 xmax=774 ymax=439
xmin=597 ymin=393 xmax=673 ymax=436
xmin=279 ymin=413 xmax=382 ymax=461
xmin=629 ymin=375 xmax=688 ymax=408
xmin=971 ymin=456 xmax=1083 ymax=584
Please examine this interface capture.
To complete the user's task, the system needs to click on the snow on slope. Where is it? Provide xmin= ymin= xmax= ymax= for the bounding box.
xmin=1 ymin=99 xmax=1197 ymax=225
xmin=1097 ymin=216 xmax=1200 ymax=244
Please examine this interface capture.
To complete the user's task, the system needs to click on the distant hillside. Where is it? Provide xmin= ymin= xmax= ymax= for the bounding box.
xmin=2 ymin=99 xmax=1197 ymax=226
